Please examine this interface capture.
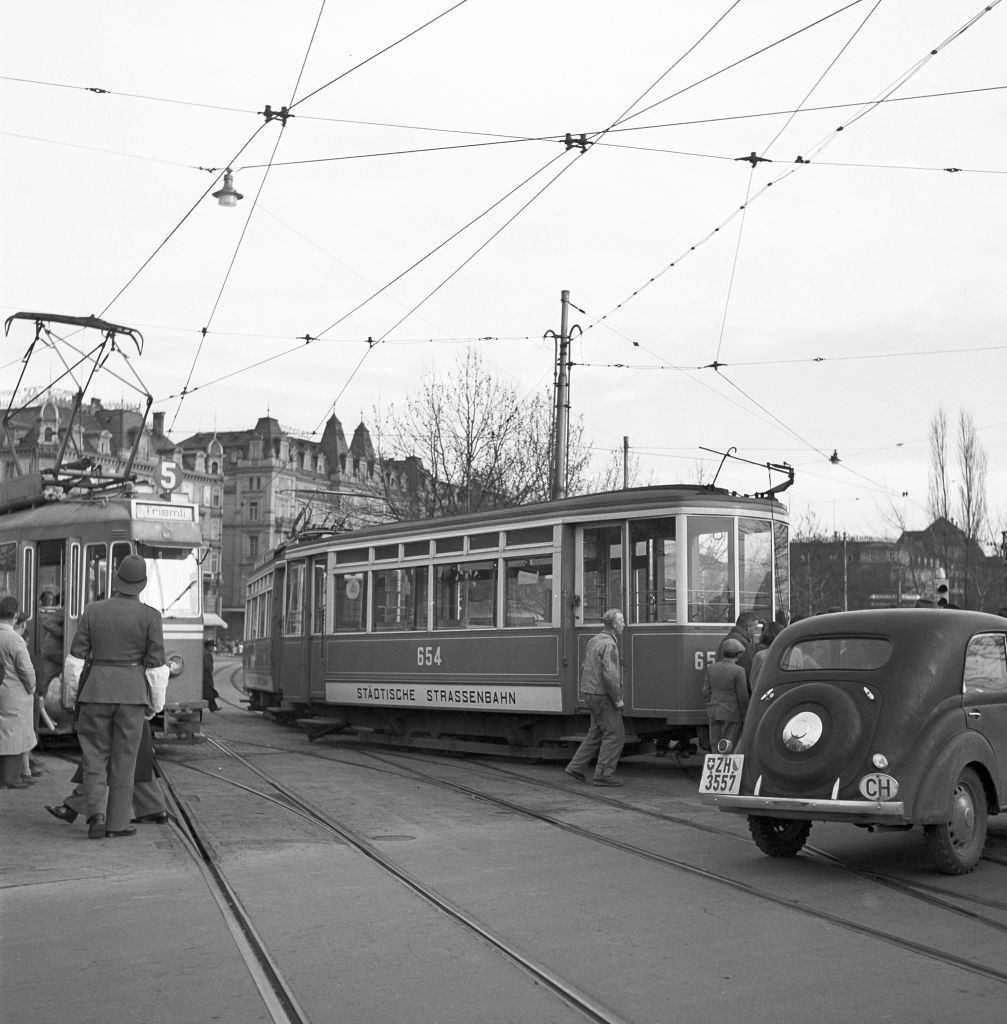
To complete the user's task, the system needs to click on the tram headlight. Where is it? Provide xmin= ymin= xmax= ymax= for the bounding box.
xmin=166 ymin=653 xmax=185 ymax=677
xmin=872 ymin=753 xmax=889 ymax=770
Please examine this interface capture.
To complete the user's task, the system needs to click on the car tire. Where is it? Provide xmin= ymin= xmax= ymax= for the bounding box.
xmin=748 ymin=815 xmax=811 ymax=858
xmin=922 ymin=766 xmax=988 ymax=875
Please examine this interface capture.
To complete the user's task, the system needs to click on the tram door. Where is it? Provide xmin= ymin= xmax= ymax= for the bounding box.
xmin=32 ymin=539 xmax=69 ymax=697
xmin=307 ymin=555 xmax=327 ymax=702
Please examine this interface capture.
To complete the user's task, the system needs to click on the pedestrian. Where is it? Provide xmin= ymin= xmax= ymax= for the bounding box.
xmin=203 ymin=639 xmax=220 ymax=712
xmin=0 ymin=596 xmax=37 ymax=789
xmin=12 ymin=612 xmax=44 ymax=782
xmin=703 ymin=637 xmax=749 ymax=751
xmin=715 ymin=611 xmax=759 ymax=685
xmin=70 ymin=554 xmax=166 ymax=839
xmin=45 ymin=718 xmax=169 ymax=826
xmin=564 ymin=608 xmax=626 ymax=787
xmin=749 ymin=621 xmax=784 ymax=693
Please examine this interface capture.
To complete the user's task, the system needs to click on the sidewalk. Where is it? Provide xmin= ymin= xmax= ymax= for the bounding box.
xmin=0 ymin=752 xmax=272 ymax=1024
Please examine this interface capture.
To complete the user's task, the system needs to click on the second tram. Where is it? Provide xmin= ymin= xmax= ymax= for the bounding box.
xmin=0 ymin=472 xmax=207 ymax=741
xmin=242 ymin=484 xmax=790 ymax=757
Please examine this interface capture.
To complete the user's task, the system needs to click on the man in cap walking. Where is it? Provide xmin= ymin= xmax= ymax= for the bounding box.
xmin=71 ymin=554 xmax=165 ymax=839
xmin=565 ymin=608 xmax=627 ymax=787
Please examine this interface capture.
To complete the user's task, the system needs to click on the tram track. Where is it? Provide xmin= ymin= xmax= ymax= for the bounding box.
xmin=162 ymin=736 xmax=634 ymax=1024
xmin=157 ymin=767 xmax=313 ymax=1024
xmin=211 ymin=734 xmax=1007 ymax=919
xmin=169 ymin=730 xmax=1007 ymax=987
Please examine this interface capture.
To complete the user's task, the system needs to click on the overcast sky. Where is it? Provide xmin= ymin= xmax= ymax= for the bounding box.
xmin=2 ymin=1 xmax=1005 ymax=541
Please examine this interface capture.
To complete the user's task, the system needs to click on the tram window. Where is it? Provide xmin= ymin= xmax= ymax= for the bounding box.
xmin=436 ymin=537 xmax=464 ymax=554
xmin=506 ymin=526 xmax=552 ymax=547
xmin=436 ymin=561 xmax=496 ymax=629
xmin=285 ymin=561 xmax=305 ymax=635
xmin=739 ymin=518 xmax=773 ymax=622
xmin=581 ymin=526 xmax=623 ymax=621
xmin=374 ymin=544 xmax=399 ymax=561
xmin=774 ymin=522 xmax=790 ymax=615
xmin=372 ymin=565 xmax=429 ymax=631
xmin=311 ymin=559 xmax=326 ymax=635
xmin=134 ymin=543 xmax=200 ymax=618
xmin=469 ymin=533 xmax=499 ymax=551
xmin=505 ymin=556 xmax=552 ymax=627
xmin=22 ymin=547 xmax=34 ymax=611
xmin=687 ymin=516 xmax=734 ymax=624
xmin=84 ymin=544 xmax=108 ymax=604
xmin=629 ymin=518 xmax=676 ymax=624
xmin=333 ymin=572 xmax=367 ymax=632
xmin=336 ymin=547 xmax=369 ymax=565
xmin=404 ymin=540 xmax=430 ymax=558
xmin=69 ymin=543 xmax=81 ymax=618
xmin=0 ymin=541 xmax=16 ymax=598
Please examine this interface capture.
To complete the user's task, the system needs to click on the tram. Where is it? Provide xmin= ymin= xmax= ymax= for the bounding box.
xmin=1 ymin=310 xmax=207 ymax=741
xmin=242 ymin=483 xmax=791 ymax=758
xmin=0 ymin=473 xmax=207 ymax=740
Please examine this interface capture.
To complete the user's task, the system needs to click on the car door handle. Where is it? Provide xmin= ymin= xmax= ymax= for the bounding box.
xmin=966 ymin=710 xmax=982 ymax=718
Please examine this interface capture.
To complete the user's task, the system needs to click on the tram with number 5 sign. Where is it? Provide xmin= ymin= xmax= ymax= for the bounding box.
xmin=242 ymin=482 xmax=791 ymax=758
xmin=1 ymin=311 xmax=207 ymax=742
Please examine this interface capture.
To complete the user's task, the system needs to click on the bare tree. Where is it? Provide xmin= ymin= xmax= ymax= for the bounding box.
xmin=956 ymin=409 xmax=989 ymax=606
xmin=925 ymin=405 xmax=993 ymax=608
xmin=375 ymin=350 xmax=593 ymax=520
xmin=927 ymin=407 xmax=952 ymax=523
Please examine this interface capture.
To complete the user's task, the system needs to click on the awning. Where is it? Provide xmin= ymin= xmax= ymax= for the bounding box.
xmin=203 ymin=613 xmax=227 ymax=629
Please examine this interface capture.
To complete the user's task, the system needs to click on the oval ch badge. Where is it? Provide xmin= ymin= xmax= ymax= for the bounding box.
xmin=858 ymin=773 xmax=899 ymax=800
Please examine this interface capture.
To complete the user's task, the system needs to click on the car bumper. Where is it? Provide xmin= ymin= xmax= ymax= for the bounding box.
xmin=707 ymin=794 xmax=906 ymax=823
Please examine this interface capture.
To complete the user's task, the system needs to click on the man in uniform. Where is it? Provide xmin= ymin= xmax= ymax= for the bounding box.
xmin=71 ymin=554 xmax=165 ymax=839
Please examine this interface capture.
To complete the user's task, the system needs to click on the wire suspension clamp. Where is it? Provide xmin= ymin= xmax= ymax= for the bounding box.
xmin=564 ymin=133 xmax=589 ymax=152
xmin=262 ymin=105 xmax=293 ymax=125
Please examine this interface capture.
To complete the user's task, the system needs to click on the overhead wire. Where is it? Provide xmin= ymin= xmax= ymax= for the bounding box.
xmin=613 ymin=0 xmax=869 ymax=128
xmin=712 ymin=0 xmax=886 ymax=392
xmin=579 ymin=0 xmax=1003 ymax=344
xmin=168 ymin=0 xmax=330 ymax=432
xmin=287 ymin=0 xmax=473 ymax=113
xmin=306 ymin=0 xmax=754 ymax=433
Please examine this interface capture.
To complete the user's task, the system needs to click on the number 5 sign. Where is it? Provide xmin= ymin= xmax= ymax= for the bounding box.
xmin=159 ymin=460 xmax=180 ymax=492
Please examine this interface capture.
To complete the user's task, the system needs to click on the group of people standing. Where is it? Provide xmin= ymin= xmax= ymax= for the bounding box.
xmin=2 ymin=555 xmax=173 ymax=837
xmin=703 ymin=611 xmax=782 ymax=751
xmin=564 ymin=608 xmax=785 ymax=784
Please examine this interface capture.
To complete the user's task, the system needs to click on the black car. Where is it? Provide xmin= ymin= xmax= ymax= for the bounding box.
xmin=700 ymin=609 xmax=1007 ymax=874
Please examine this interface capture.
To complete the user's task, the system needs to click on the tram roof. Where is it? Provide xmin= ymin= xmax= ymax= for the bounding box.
xmin=278 ymin=484 xmax=788 ymax=557
xmin=0 ymin=490 xmax=202 ymax=547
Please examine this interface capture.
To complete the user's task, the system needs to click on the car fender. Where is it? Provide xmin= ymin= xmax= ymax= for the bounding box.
xmin=909 ymin=730 xmax=999 ymax=823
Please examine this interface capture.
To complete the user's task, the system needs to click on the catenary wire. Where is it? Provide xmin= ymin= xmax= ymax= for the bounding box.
xmin=286 ymin=0 xmax=473 ymax=112
xmin=613 ymin=0 xmax=869 ymax=128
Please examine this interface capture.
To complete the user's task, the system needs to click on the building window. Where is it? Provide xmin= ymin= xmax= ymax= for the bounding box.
xmin=248 ymin=501 xmax=259 ymax=522
xmin=212 ymin=490 xmax=220 ymax=508
xmin=249 ymin=535 xmax=259 ymax=559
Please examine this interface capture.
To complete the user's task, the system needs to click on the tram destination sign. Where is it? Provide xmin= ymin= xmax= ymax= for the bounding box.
xmin=133 ymin=501 xmax=197 ymax=523
xmin=327 ymin=682 xmax=563 ymax=713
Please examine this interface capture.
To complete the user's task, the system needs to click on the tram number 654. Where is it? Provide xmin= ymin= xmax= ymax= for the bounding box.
xmin=417 ymin=645 xmax=442 ymax=667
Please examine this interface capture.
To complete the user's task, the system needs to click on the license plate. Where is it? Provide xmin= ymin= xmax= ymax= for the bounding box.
xmin=699 ymin=754 xmax=744 ymax=795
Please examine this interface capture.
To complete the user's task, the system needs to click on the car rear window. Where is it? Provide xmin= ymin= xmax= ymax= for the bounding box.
xmin=780 ymin=637 xmax=892 ymax=671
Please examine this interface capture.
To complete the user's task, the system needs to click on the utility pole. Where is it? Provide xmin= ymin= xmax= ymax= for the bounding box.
xmin=550 ymin=289 xmax=572 ymax=501
xmin=623 ymin=436 xmax=629 ymax=490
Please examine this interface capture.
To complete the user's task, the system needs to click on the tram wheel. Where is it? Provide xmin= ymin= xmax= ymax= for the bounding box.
xmin=922 ymin=767 xmax=987 ymax=875
xmin=748 ymin=815 xmax=811 ymax=858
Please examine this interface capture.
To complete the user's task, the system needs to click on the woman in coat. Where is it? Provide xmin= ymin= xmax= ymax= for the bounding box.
xmin=0 ymin=595 xmax=37 ymax=788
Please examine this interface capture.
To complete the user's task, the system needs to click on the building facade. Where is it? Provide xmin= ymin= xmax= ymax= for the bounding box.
xmin=176 ymin=413 xmax=394 ymax=636
xmin=792 ymin=518 xmax=1007 ymax=617
xmin=1 ymin=394 xmax=224 ymax=618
